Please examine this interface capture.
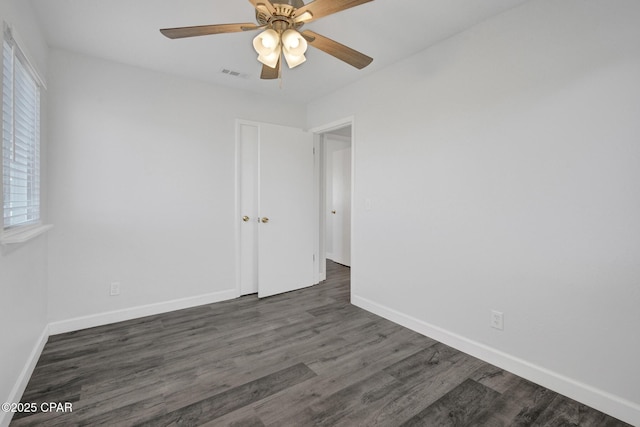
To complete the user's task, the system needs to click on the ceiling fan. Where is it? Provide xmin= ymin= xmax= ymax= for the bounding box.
xmin=160 ymin=0 xmax=374 ymax=79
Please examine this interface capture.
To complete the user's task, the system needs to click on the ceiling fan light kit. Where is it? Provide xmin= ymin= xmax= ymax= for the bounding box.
xmin=160 ymin=0 xmax=374 ymax=80
xmin=253 ymin=28 xmax=307 ymax=70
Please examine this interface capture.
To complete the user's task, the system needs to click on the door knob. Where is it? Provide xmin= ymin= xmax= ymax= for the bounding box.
xmin=242 ymin=215 xmax=250 ymax=222
xmin=261 ymin=217 xmax=269 ymax=223
xmin=331 ymin=210 xmax=336 ymax=214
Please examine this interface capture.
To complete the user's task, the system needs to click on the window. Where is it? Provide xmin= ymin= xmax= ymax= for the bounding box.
xmin=2 ymin=27 xmax=41 ymax=230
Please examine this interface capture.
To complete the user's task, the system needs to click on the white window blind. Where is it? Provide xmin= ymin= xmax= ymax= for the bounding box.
xmin=2 ymin=29 xmax=41 ymax=229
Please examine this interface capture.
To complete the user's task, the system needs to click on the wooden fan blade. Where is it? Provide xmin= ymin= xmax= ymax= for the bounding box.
xmin=301 ymin=30 xmax=373 ymax=69
xmin=248 ymin=0 xmax=276 ymax=16
xmin=293 ymin=0 xmax=373 ymax=23
xmin=260 ymin=57 xmax=281 ymax=79
xmin=160 ymin=23 xmax=260 ymax=39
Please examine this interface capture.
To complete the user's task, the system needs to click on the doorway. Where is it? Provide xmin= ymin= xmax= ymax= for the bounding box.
xmin=323 ymin=128 xmax=351 ymax=266
xmin=313 ymin=119 xmax=354 ymax=283
xmin=236 ymin=118 xmax=354 ymax=296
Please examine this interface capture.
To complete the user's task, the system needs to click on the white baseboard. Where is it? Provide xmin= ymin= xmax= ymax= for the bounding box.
xmin=352 ymin=294 xmax=640 ymax=427
xmin=49 ymin=289 xmax=239 ymax=335
xmin=0 ymin=325 xmax=49 ymax=427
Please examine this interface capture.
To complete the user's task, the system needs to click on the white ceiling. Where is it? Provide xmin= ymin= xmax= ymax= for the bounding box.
xmin=29 ymin=0 xmax=529 ymax=104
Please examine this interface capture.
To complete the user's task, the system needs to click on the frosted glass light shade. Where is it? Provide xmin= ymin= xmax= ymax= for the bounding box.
xmin=253 ymin=29 xmax=281 ymax=68
xmin=281 ymin=29 xmax=307 ymax=68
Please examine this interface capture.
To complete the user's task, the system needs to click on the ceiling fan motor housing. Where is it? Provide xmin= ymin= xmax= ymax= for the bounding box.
xmin=256 ymin=1 xmax=305 ymax=29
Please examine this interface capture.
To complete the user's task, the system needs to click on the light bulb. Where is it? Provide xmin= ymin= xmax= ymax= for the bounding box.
xmin=258 ymin=46 xmax=281 ymax=68
xmin=253 ymin=29 xmax=281 ymax=68
xmin=261 ymin=37 xmax=275 ymax=49
xmin=286 ymin=37 xmax=299 ymax=49
xmin=281 ymin=29 xmax=307 ymax=69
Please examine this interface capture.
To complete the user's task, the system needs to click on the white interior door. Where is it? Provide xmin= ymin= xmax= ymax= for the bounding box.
xmin=258 ymin=123 xmax=315 ymax=297
xmin=324 ymin=136 xmax=351 ymax=267
xmin=329 ymin=145 xmax=351 ymax=266
xmin=237 ymin=120 xmax=316 ymax=298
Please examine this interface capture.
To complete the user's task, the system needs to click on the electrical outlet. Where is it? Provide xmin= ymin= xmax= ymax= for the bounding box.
xmin=110 ymin=282 xmax=120 ymax=296
xmin=490 ymin=310 xmax=504 ymax=330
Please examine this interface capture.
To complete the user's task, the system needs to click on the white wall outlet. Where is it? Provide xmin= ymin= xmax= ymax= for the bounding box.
xmin=110 ymin=282 xmax=120 ymax=296
xmin=490 ymin=310 xmax=504 ymax=330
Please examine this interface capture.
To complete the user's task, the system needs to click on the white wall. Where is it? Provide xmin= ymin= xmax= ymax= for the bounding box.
xmin=46 ymin=49 xmax=307 ymax=328
xmin=0 ymin=1 xmax=49 ymax=426
xmin=308 ymin=0 xmax=640 ymax=424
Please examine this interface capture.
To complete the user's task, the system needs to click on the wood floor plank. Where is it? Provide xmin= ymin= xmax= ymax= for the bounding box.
xmin=264 ymin=370 xmax=402 ymax=427
xmin=11 ymin=261 xmax=632 ymax=427
xmin=305 ymin=331 xmax=424 ymax=377
xmin=199 ymin=406 xmax=266 ymax=427
xmin=469 ymin=363 xmax=525 ymax=394
xmin=400 ymin=378 xmax=501 ymax=426
xmin=253 ymin=337 xmax=424 ymax=425
xmin=383 ymin=341 xmax=481 ymax=388
xmin=362 ymin=348 xmax=487 ymax=425
xmin=468 ymin=376 xmax=557 ymax=426
xmin=159 ymin=335 xmax=347 ymax=414
xmin=140 ymin=362 xmax=316 ymax=426
xmin=532 ymin=394 xmax=629 ymax=427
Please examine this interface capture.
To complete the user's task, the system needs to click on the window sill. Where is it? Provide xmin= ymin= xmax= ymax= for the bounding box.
xmin=0 ymin=224 xmax=53 ymax=245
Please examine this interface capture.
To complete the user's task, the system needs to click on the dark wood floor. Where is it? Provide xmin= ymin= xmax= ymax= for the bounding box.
xmin=12 ymin=261 xmax=630 ymax=426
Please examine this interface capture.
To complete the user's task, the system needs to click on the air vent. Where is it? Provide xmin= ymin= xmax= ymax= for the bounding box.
xmin=220 ymin=68 xmax=250 ymax=79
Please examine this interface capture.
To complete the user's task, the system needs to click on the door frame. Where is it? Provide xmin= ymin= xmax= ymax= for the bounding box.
xmin=235 ymin=119 xmax=320 ymax=296
xmin=235 ymin=120 xmax=260 ymax=296
xmin=310 ymin=116 xmax=356 ymax=283
xmin=235 ymin=119 xmax=257 ymax=297
xmin=235 ymin=117 xmax=356 ymax=295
